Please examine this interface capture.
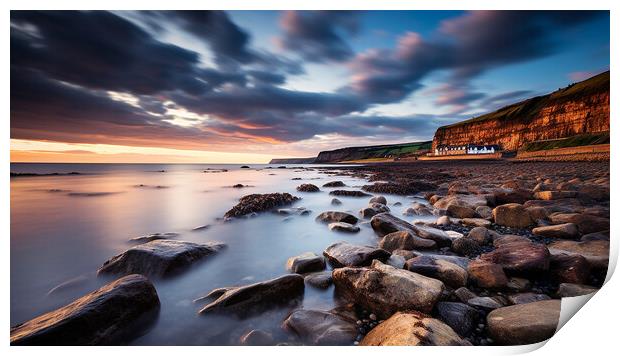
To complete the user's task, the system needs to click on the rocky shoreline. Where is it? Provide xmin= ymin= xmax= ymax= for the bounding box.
xmin=10 ymin=160 xmax=609 ymax=346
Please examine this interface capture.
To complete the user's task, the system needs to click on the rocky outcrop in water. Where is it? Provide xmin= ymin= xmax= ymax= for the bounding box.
xmin=224 ymin=193 xmax=300 ymax=218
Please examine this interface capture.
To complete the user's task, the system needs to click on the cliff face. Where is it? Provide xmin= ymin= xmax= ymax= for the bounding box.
xmin=268 ymin=157 xmax=315 ymax=164
xmin=314 ymin=141 xmax=431 ymax=163
xmin=432 ymin=71 xmax=610 ymax=151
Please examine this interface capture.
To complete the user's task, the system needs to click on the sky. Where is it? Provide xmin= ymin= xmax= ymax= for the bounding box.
xmin=10 ymin=10 xmax=610 ymax=163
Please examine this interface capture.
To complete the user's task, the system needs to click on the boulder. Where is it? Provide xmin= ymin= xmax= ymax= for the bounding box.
xmin=404 ymin=255 xmax=468 ymax=288
xmin=198 ymin=274 xmax=304 ymax=317
xmin=550 ymin=253 xmax=591 ymax=284
xmin=11 ymin=275 xmax=160 ymax=345
xmin=369 ymin=195 xmax=387 ymax=205
xmin=461 ymin=218 xmax=491 ymax=228
xmin=98 ymin=240 xmax=225 ymax=278
xmin=492 ymin=234 xmax=530 ymax=247
xmin=323 ymin=242 xmax=390 ymax=267
xmin=454 ymin=287 xmax=477 ymax=303
xmin=581 ymin=230 xmax=609 ymax=242
xmin=378 ymin=231 xmax=436 ymax=251
xmin=467 ymin=296 xmax=504 ymax=310
xmin=467 ymin=226 xmax=499 ymax=245
xmin=487 ymin=300 xmax=561 ymax=345
xmin=283 ymin=309 xmax=357 ymax=345
xmin=532 ymin=223 xmax=579 ymax=239
xmin=328 ymin=222 xmax=360 ymax=233
xmin=549 ymin=213 xmax=609 ymax=234
xmin=330 ymin=198 xmax=342 ymax=206
xmin=436 ymin=215 xmax=453 ymax=226
xmin=547 ymin=240 xmax=609 ymax=270
xmin=360 ymin=312 xmax=471 ymax=346
xmin=240 ymin=329 xmax=274 ymax=346
xmin=286 ymin=252 xmax=326 ymax=274
xmin=475 ymin=206 xmax=493 ymax=219
xmin=224 ymin=193 xmax=299 ymax=218
xmin=386 ymin=254 xmax=406 ymax=269
xmin=433 ymin=195 xmax=487 ymax=219
xmin=304 ymin=271 xmax=333 ymax=289
xmin=296 ymin=183 xmax=320 ymax=192
xmin=451 ymin=237 xmax=480 ymax=257
xmin=371 ymin=213 xmax=451 ymax=247
xmin=315 ymin=211 xmax=358 ymax=225
xmin=480 ymin=241 xmax=550 ymax=275
xmin=360 ymin=203 xmax=390 ymax=218
xmin=492 ymin=203 xmax=533 ymax=228
xmin=332 ymin=260 xmax=444 ymax=318
xmin=323 ymin=181 xmax=346 ymax=188
xmin=556 ymin=283 xmax=598 ymax=297
xmin=468 ymin=260 xmax=508 ymax=289
xmin=435 ymin=302 xmax=479 ymax=337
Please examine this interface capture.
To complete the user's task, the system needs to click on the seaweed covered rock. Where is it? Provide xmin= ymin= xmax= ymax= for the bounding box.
xmin=296 ymin=184 xmax=320 ymax=192
xmin=224 ymin=193 xmax=300 ymax=218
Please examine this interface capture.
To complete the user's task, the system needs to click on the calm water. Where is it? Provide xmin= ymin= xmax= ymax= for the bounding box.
xmin=10 ymin=163 xmax=431 ymax=345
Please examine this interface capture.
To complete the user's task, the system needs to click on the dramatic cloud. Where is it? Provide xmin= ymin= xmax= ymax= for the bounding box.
xmin=348 ymin=11 xmax=605 ymax=106
xmin=278 ymin=11 xmax=360 ymax=62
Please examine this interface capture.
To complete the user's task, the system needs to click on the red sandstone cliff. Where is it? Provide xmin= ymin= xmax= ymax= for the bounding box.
xmin=432 ymin=71 xmax=610 ymax=152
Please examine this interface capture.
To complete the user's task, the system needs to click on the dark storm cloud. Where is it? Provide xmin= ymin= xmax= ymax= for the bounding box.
xmin=348 ymin=11 xmax=605 ymax=104
xmin=278 ymin=11 xmax=360 ymax=62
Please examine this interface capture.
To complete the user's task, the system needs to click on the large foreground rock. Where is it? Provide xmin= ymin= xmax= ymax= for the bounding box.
xmin=283 ymin=309 xmax=357 ymax=345
xmin=487 ymin=300 xmax=561 ymax=345
xmin=332 ymin=260 xmax=444 ymax=318
xmin=224 ymin=193 xmax=299 ymax=218
xmin=360 ymin=312 xmax=471 ymax=346
xmin=198 ymin=274 xmax=304 ymax=317
xmin=11 ymin=275 xmax=160 ymax=345
xmin=98 ymin=240 xmax=225 ymax=278
xmin=480 ymin=241 xmax=550 ymax=275
xmin=323 ymin=242 xmax=390 ymax=267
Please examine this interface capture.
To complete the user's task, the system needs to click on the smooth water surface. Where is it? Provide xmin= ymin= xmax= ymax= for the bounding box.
xmin=10 ymin=163 xmax=430 ymax=345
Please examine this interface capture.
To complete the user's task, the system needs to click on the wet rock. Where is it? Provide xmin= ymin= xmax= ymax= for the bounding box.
xmin=534 ymin=191 xmax=578 ymax=200
xmin=332 ymin=260 xmax=445 ymax=317
xmin=360 ymin=202 xmax=390 ymax=218
xmin=198 ymin=274 xmax=304 ymax=316
xmin=296 ymin=183 xmax=320 ymax=192
xmin=467 ymin=296 xmax=504 ymax=310
xmin=492 ymin=234 xmax=530 ymax=247
xmin=404 ymin=255 xmax=468 ymax=288
xmin=557 ymin=283 xmax=598 ymax=297
xmin=506 ymin=277 xmax=532 ymax=292
xmin=315 ymin=211 xmax=358 ymax=225
xmin=98 ymin=240 xmax=225 ymax=278
xmin=11 ymin=275 xmax=160 ymax=345
xmin=481 ymin=241 xmax=550 ymax=275
xmin=286 ymin=252 xmax=326 ymax=274
xmin=468 ymin=260 xmax=508 ymax=289
xmin=451 ymin=237 xmax=480 ymax=257
xmin=329 ymin=190 xmax=371 ymax=197
xmin=283 ymin=309 xmax=357 ymax=345
xmin=454 ymin=287 xmax=478 ymax=303
xmin=369 ymin=195 xmax=387 ymax=205
xmin=436 ymin=302 xmax=479 ymax=337
xmin=487 ymin=300 xmax=560 ymax=345
xmin=275 ymin=207 xmax=311 ymax=216
xmin=239 ymin=329 xmax=274 ymax=346
xmin=461 ymin=218 xmax=491 ymax=228
xmin=532 ymin=223 xmax=579 ymax=239
xmin=371 ymin=213 xmax=451 ymax=247
xmin=378 ymin=231 xmax=436 ymax=251
xmin=362 ymin=181 xmax=437 ymax=196
xmin=549 ymin=213 xmax=609 ymax=234
xmin=129 ymin=232 xmax=179 ymax=244
xmin=323 ymin=181 xmax=346 ymax=187
xmin=323 ymin=242 xmax=390 ymax=267
xmin=360 ymin=311 xmax=471 ymax=346
xmin=467 ymin=227 xmax=498 ymax=245
xmin=403 ymin=203 xmax=433 ymax=216
xmin=392 ymin=249 xmax=418 ymax=260
xmin=547 ymin=240 xmax=609 ymax=270
xmin=328 ymin=222 xmax=360 ymax=233
xmin=526 ymin=206 xmax=549 ymax=222
xmin=550 ymin=253 xmax=591 ymax=284
xmin=304 ymin=271 xmax=333 ymax=289
xmin=224 ymin=193 xmax=300 ymax=218
xmin=436 ymin=215 xmax=453 ymax=226
xmin=492 ymin=203 xmax=533 ymax=228
xmin=507 ymin=293 xmax=550 ymax=305
xmin=330 ymin=198 xmax=342 ymax=206
xmin=492 ymin=187 xmax=533 ymax=205
xmin=475 ymin=206 xmax=493 ymax=219
xmin=581 ymin=230 xmax=609 ymax=242
xmin=386 ymin=254 xmax=406 ymax=269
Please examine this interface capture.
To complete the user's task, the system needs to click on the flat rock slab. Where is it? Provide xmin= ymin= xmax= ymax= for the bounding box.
xmin=481 ymin=241 xmax=550 ymax=275
xmin=283 ymin=309 xmax=357 ymax=345
xmin=372 ymin=213 xmax=452 ymax=247
xmin=493 ymin=203 xmax=533 ymax=228
xmin=405 ymin=255 xmax=468 ymax=288
xmin=487 ymin=300 xmax=561 ymax=345
xmin=224 ymin=193 xmax=299 ymax=218
xmin=315 ymin=211 xmax=358 ymax=224
xmin=286 ymin=252 xmax=325 ymax=274
xmin=11 ymin=274 xmax=160 ymax=345
xmin=360 ymin=311 xmax=471 ymax=346
xmin=323 ymin=242 xmax=390 ymax=267
xmin=332 ymin=260 xmax=444 ymax=318
xmin=198 ymin=274 xmax=304 ymax=317
xmin=548 ymin=240 xmax=609 ymax=270
xmin=98 ymin=240 xmax=225 ymax=278
xmin=532 ymin=223 xmax=579 ymax=239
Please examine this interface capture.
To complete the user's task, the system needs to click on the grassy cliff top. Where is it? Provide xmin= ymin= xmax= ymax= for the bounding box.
xmin=439 ymin=70 xmax=609 ymax=130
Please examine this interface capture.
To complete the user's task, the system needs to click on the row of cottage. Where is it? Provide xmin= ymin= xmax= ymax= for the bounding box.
xmin=433 ymin=144 xmax=501 ymax=156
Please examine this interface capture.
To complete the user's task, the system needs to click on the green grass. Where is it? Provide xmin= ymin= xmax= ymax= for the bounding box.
xmin=440 ymin=71 xmax=609 ymax=129
xmin=520 ymin=132 xmax=610 ymax=152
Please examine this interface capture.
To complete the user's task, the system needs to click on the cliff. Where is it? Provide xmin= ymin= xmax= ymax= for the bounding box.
xmin=314 ymin=141 xmax=431 ymax=163
xmin=432 ymin=71 xmax=610 ymax=152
